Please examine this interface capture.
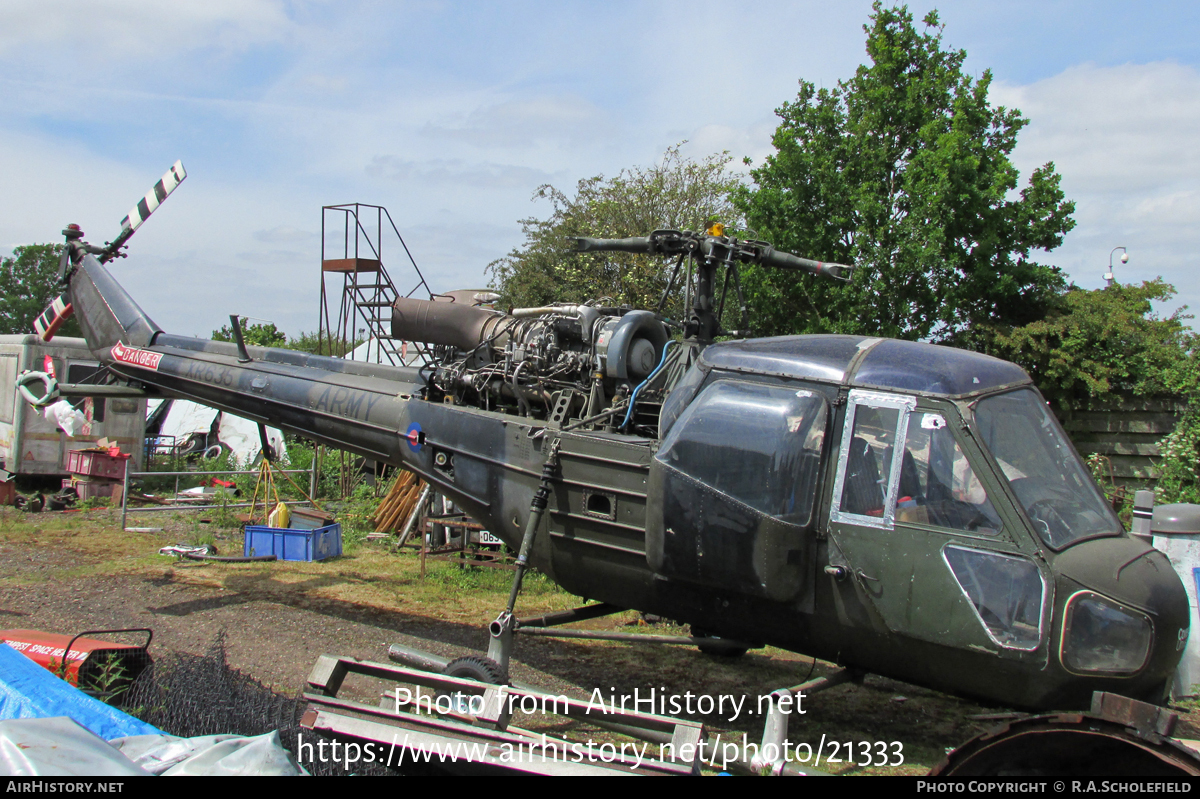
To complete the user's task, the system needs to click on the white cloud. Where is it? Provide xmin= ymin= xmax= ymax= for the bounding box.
xmin=366 ymin=156 xmax=554 ymax=189
xmin=419 ymin=95 xmax=617 ymax=150
xmin=993 ymin=62 xmax=1200 ymax=314
xmin=0 ymin=129 xmax=149 ymax=247
xmin=5 ymin=3 xmax=1197 ymax=341
xmin=253 ymin=225 xmax=317 ymax=244
xmin=0 ymin=0 xmax=295 ymax=60
xmin=1131 ymin=190 xmax=1200 ymax=227
xmin=995 ymin=62 xmax=1200 ymax=194
xmin=680 ymin=122 xmax=777 ymax=170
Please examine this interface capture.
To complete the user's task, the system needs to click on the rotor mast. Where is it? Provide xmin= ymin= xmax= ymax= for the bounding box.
xmin=574 ymin=227 xmax=853 ymax=345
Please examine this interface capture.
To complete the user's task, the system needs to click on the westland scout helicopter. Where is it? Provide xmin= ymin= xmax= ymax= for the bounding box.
xmin=22 ymin=163 xmax=1190 ymax=721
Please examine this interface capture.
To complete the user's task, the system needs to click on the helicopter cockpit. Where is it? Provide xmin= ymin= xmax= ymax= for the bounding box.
xmin=646 ymin=333 xmax=1184 ymax=706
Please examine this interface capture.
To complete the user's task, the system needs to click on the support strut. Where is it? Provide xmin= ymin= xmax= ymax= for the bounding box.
xmin=487 ymin=439 xmax=561 ymax=677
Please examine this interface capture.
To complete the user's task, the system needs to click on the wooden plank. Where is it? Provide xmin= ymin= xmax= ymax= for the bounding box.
xmin=1071 ymin=430 xmax=1174 ymax=446
xmin=1061 ymin=400 xmax=1185 ymax=492
xmin=1072 ymin=441 xmax=1161 ymax=457
xmin=322 ymin=258 xmax=381 ymax=273
xmin=1064 ymin=417 xmax=1180 ymax=435
xmin=1057 ymin=398 xmax=1187 ymax=415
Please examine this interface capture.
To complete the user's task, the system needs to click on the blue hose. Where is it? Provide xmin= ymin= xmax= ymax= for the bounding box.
xmin=621 ymin=340 xmax=676 ymax=430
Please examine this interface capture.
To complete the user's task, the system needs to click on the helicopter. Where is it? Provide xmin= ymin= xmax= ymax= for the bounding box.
xmin=21 ymin=161 xmax=1190 ymax=717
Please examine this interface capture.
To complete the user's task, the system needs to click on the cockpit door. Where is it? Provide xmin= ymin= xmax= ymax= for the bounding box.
xmin=826 ymin=391 xmax=1042 ymax=653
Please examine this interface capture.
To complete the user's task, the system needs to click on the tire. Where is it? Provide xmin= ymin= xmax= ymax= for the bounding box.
xmin=690 ymin=626 xmax=749 ymax=658
xmin=439 ymin=656 xmax=506 ymax=718
xmin=443 ymin=655 xmax=506 ymax=684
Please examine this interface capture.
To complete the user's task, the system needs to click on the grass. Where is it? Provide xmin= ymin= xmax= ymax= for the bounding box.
xmin=0 ymin=507 xmax=167 ymax=584
xmin=0 ymin=502 xmax=575 ymax=617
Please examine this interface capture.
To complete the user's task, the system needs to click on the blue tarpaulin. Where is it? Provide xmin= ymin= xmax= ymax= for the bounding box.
xmin=0 ymin=641 xmax=161 ymax=740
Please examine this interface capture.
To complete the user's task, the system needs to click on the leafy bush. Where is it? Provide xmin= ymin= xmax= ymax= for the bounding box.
xmin=980 ymin=280 xmax=1195 ymax=414
xmin=1157 ymin=386 xmax=1200 ymax=505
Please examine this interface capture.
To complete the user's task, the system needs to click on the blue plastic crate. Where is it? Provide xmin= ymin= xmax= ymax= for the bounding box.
xmin=243 ymin=523 xmax=342 ymax=562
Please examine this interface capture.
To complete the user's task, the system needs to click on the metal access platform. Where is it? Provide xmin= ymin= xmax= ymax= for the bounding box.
xmin=300 ymin=654 xmax=706 ymax=776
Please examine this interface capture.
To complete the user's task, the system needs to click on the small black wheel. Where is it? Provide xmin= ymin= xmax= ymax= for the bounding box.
xmin=690 ymin=626 xmax=749 ymax=658
xmin=443 ymin=655 xmax=506 ymax=685
xmin=439 ymin=656 xmax=505 ymax=717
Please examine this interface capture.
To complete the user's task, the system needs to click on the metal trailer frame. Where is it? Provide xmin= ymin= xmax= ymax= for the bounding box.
xmin=303 ymin=627 xmax=853 ymax=777
xmin=301 ymin=654 xmax=704 ymax=776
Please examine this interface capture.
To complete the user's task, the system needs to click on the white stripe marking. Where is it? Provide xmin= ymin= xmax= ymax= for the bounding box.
xmin=120 ymin=160 xmax=187 ymax=231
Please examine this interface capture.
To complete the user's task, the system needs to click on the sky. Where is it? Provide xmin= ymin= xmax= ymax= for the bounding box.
xmin=1 ymin=0 xmax=1197 ymax=338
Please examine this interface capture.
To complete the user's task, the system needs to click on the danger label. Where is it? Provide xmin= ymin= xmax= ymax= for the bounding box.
xmin=111 ymin=342 xmax=163 ymax=371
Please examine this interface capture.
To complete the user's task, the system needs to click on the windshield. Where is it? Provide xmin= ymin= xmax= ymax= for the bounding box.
xmin=974 ymin=388 xmax=1121 ymax=549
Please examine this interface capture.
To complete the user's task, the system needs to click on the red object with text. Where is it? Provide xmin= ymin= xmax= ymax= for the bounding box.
xmin=0 ymin=628 xmax=152 ymax=686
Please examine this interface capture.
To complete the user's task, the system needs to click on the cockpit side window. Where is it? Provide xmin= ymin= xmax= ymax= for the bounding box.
xmin=658 ymin=380 xmax=828 ymax=526
xmin=831 ymin=391 xmax=915 ymax=528
xmin=898 ymin=412 xmax=1002 ymax=534
xmin=831 ymin=393 xmax=1003 ymax=534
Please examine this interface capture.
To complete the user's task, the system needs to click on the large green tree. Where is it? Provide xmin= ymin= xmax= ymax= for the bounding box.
xmin=0 ymin=244 xmax=81 ymax=337
xmin=734 ymin=3 xmax=1074 ymax=341
xmin=489 ymin=145 xmax=743 ymax=319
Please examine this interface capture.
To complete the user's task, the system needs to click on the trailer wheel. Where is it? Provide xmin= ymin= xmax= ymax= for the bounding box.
xmin=437 ymin=656 xmax=506 ymax=718
xmin=443 ymin=655 xmax=506 ymax=685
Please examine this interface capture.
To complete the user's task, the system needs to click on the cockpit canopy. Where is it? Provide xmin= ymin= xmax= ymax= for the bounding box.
xmin=698 ymin=335 xmax=1031 ymax=398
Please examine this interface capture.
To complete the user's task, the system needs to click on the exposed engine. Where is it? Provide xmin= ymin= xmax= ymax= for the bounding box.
xmin=390 ymin=228 xmax=859 ymax=436
xmin=392 ymin=296 xmax=674 ymax=434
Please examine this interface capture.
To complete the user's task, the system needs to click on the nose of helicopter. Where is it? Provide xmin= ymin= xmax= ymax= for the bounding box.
xmin=1051 ymin=535 xmax=1190 ymax=692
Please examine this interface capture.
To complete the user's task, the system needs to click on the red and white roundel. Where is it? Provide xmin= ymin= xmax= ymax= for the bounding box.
xmin=111 ymin=342 xmax=163 ymax=371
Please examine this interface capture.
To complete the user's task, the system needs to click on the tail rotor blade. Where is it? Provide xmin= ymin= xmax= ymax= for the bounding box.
xmin=120 ymin=160 xmax=186 ymax=233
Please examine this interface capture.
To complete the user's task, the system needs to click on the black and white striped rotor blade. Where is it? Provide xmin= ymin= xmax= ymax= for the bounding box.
xmin=119 ymin=160 xmax=186 ymax=232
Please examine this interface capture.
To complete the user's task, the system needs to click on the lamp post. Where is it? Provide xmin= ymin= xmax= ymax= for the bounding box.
xmin=1104 ymin=247 xmax=1128 ymax=287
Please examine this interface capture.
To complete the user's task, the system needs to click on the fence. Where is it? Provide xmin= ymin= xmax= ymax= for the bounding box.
xmin=1058 ymin=397 xmax=1186 ymax=492
xmin=118 ymin=459 xmax=318 ymax=531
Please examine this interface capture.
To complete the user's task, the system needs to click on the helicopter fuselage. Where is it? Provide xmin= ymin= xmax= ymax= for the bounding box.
xmin=55 ymin=245 xmax=1190 ymax=713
